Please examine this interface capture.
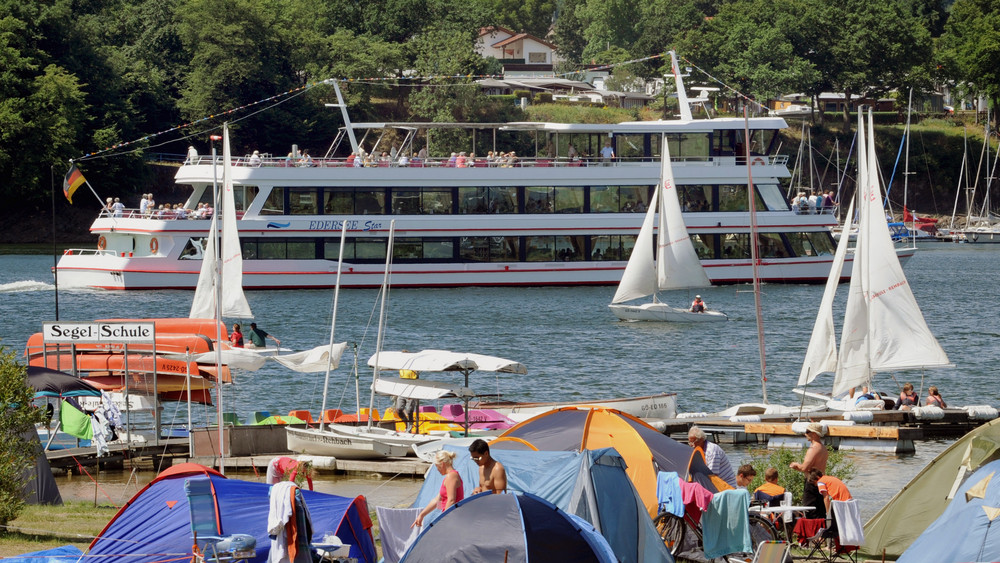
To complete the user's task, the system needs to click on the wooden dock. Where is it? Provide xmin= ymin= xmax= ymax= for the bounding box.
xmin=654 ymin=408 xmax=994 ymax=453
xmin=45 ymin=438 xmax=190 ymax=471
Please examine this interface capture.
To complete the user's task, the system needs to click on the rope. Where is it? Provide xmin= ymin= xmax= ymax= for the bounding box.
xmin=70 ymin=455 xmax=118 ymax=507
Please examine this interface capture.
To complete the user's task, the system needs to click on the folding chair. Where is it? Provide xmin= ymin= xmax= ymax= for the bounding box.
xmin=750 ymin=540 xmax=790 ymax=563
xmin=830 ymin=499 xmax=864 ymax=562
xmin=185 ymin=477 xmax=256 ymax=563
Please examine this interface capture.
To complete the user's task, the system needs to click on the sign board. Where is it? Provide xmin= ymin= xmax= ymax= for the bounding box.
xmin=42 ymin=322 xmax=156 ymax=344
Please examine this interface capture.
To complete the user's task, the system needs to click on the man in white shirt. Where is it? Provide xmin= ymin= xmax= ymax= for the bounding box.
xmin=600 ymin=140 xmax=615 ymax=165
xmin=689 ymin=425 xmax=736 ymax=487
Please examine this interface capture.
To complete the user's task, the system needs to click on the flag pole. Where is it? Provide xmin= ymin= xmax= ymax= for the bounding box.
xmin=67 ymin=160 xmax=108 ymax=209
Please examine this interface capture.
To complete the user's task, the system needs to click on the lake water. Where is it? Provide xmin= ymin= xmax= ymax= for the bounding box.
xmin=2 ymin=244 xmax=998 ymax=518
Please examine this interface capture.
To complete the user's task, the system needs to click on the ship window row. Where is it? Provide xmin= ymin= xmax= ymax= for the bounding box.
xmin=230 ymin=231 xmax=834 ymax=262
xmin=256 ymin=184 xmax=789 ymax=215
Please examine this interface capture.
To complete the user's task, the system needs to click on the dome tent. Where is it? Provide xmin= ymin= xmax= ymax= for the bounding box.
xmin=492 ymin=406 xmax=725 ymax=515
xmin=401 ymin=492 xmax=617 ymax=563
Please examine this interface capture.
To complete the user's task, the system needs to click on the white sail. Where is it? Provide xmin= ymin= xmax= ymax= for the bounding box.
xmin=189 ymin=124 xmax=253 ymax=319
xmin=832 ymin=111 xmax=950 ymax=396
xmin=656 ymin=141 xmax=712 ymax=290
xmin=611 ymin=187 xmax=659 ymax=304
xmin=798 ymin=195 xmax=855 ymax=386
xmin=189 ymin=210 xmax=218 ymax=318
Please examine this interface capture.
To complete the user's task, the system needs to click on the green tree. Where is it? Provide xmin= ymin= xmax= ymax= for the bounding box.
xmin=678 ymin=0 xmax=820 ymax=105
xmin=489 ymin=0 xmax=557 ymax=38
xmin=0 ymin=349 xmax=46 ymax=527
xmin=938 ymin=0 xmax=1000 ymax=126
xmin=824 ymin=0 xmax=933 ymax=128
xmin=576 ymin=0 xmax=641 ymax=62
xmin=551 ymin=0 xmax=587 ymax=64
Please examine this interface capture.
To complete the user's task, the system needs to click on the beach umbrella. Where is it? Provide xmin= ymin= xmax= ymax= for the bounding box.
xmin=26 ymin=366 xmax=102 ymax=398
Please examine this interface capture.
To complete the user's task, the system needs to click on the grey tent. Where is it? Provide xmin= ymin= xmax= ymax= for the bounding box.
xmin=402 ymin=492 xmax=617 ymax=563
xmin=21 ymin=428 xmax=62 ymax=505
xmin=863 ymin=417 xmax=1000 ymax=558
xmin=411 ymin=447 xmax=672 ymax=563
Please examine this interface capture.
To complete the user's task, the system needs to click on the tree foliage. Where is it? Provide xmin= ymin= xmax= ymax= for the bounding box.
xmin=0 ymin=0 xmax=995 ymax=216
xmin=0 ymin=349 xmax=46 ymax=527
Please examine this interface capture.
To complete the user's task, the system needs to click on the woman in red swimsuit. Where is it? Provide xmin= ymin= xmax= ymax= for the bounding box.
xmin=413 ymin=450 xmax=464 ymax=528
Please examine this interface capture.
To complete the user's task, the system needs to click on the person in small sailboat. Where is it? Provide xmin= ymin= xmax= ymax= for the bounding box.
xmin=690 ymin=295 xmax=706 ymax=313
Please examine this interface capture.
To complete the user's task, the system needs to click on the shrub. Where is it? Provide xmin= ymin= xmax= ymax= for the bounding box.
xmin=0 ymin=348 xmax=46 ymax=527
xmin=513 ymin=90 xmax=532 ymax=101
xmin=743 ymin=446 xmax=856 ymax=504
xmin=535 ymin=92 xmax=553 ymax=104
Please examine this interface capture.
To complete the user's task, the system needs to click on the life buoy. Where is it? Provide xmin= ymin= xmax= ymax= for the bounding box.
xmin=751 ymin=157 xmax=767 ymax=166
xmin=97 ymin=236 xmax=107 ymax=250
xmin=150 ymin=237 xmax=159 ymax=254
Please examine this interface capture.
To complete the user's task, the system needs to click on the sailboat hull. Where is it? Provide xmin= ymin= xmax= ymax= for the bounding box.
xmin=285 ymin=426 xmax=418 ymax=459
xmin=609 ymin=303 xmax=728 ymax=322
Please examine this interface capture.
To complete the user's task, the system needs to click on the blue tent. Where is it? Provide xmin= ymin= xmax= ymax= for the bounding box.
xmin=86 ymin=463 xmax=376 ymax=563
xmin=899 ymin=458 xmax=1000 ymax=563
xmin=402 ymin=492 xmax=618 ymax=563
xmin=5 ymin=545 xmax=83 ymax=563
xmin=412 ymin=447 xmax=672 ymax=563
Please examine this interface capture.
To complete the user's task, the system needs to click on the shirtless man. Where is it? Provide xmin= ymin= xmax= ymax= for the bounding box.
xmin=469 ymin=439 xmax=507 ymax=494
xmin=790 ymin=422 xmax=829 ymax=518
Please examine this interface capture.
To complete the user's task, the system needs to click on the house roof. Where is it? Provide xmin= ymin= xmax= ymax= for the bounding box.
xmin=492 ymin=33 xmax=558 ymax=50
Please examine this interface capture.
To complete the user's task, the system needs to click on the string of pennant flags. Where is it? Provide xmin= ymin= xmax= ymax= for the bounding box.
xmin=72 ymin=51 xmax=760 ymax=163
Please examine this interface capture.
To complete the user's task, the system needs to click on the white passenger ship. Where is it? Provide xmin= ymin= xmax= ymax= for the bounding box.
xmin=56 ymin=55 xmax=863 ymax=290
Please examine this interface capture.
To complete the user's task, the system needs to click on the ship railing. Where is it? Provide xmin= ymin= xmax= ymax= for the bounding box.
xmin=181 ymin=153 xmax=790 ymax=168
xmin=61 ymin=248 xmax=125 ymax=257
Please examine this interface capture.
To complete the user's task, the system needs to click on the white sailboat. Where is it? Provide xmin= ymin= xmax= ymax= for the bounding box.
xmin=608 ymin=140 xmax=727 ymax=322
xmin=797 ymin=109 xmax=951 ymax=404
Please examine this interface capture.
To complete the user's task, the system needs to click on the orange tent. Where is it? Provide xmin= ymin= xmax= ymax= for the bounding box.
xmin=492 ymin=406 xmax=730 ymax=516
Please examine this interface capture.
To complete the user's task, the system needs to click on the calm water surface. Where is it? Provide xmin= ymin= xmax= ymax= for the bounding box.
xmin=2 ymin=245 xmax=997 ymax=518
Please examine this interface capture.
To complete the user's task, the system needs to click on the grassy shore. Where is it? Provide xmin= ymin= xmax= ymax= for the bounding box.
xmin=0 ymin=502 xmax=118 ymax=558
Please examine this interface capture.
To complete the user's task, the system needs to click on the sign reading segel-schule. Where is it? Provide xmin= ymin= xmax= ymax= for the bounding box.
xmin=43 ymin=322 xmax=156 ymax=344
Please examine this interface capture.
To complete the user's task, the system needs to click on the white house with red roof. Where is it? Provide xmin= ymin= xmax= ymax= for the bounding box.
xmin=477 ymin=26 xmax=560 ymax=77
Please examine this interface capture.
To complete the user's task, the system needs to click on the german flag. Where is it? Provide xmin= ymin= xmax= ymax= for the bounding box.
xmin=63 ymin=164 xmax=86 ymax=204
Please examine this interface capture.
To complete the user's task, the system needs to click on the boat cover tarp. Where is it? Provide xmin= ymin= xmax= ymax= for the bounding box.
xmin=898 ymin=458 xmax=1000 ymax=562
xmin=491 ymin=406 xmax=723 ymax=515
xmin=369 ymin=350 xmax=527 ymax=374
xmin=412 ymin=446 xmax=672 ymax=563
xmin=372 ymin=376 xmax=474 ymax=400
xmin=402 ymin=491 xmax=618 ymax=563
xmin=862 ymin=417 xmax=1000 ymax=558
xmin=86 ymin=463 xmax=376 ymax=563
xmin=27 ymin=366 xmax=102 ymax=398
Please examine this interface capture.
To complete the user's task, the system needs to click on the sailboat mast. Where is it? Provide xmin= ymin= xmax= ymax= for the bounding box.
xmin=744 ymin=109 xmax=767 ymax=403
xmin=368 ymin=220 xmax=395 ymax=427
xmin=319 ymin=222 xmax=349 ymax=432
xmin=211 ymin=132 xmax=224 ymax=475
xmin=904 ymin=88 xmax=914 ymax=244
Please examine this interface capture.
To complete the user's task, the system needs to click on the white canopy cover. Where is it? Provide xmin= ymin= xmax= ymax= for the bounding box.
xmin=367 ymin=349 xmax=527 ymax=374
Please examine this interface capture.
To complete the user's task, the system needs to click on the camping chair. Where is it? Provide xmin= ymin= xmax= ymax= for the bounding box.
xmin=749 ymin=540 xmax=790 ymax=563
xmin=185 ymin=477 xmax=256 ymax=563
xmin=802 ymin=499 xmax=864 ymax=563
